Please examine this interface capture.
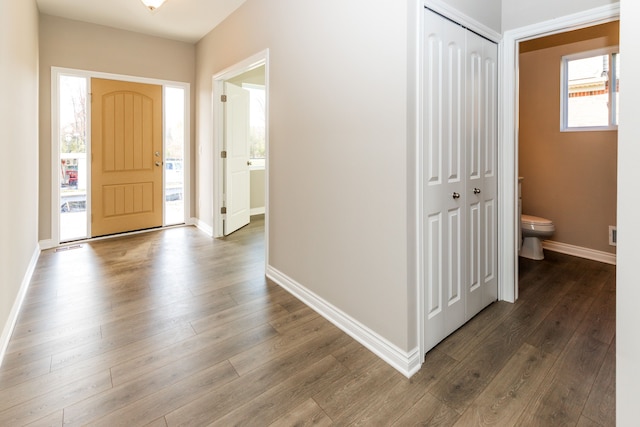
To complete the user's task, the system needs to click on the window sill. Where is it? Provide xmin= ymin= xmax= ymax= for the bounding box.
xmin=561 ymin=126 xmax=618 ymax=132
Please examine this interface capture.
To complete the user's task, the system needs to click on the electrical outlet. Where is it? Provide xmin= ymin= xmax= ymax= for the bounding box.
xmin=609 ymin=225 xmax=617 ymax=246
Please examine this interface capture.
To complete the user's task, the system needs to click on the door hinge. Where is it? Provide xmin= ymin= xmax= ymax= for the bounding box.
xmin=221 ymin=94 xmax=227 ymax=102
xmin=221 ymin=207 xmax=227 ymax=214
xmin=221 ymin=151 xmax=227 ymax=158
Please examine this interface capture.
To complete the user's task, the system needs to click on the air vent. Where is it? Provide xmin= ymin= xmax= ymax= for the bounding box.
xmin=609 ymin=226 xmax=617 ymax=246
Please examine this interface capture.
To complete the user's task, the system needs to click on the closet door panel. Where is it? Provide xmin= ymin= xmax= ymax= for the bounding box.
xmin=423 ymin=10 xmax=467 ymax=351
xmin=481 ymin=38 xmax=499 ymax=305
xmin=467 ymin=32 xmax=499 ymax=318
xmin=466 ymin=30 xmax=485 ymax=317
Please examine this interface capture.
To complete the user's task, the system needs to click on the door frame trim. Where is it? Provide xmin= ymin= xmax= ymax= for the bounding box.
xmin=50 ymin=67 xmax=191 ymax=246
xmin=499 ymin=3 xmax=620 ymax=303
xmin=211 ymin=49 xmax=269 ymax=252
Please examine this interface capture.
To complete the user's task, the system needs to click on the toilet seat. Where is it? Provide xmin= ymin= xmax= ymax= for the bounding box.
xmin=521 ymin=214 xmax=555 ymax=233
xmin=521 ymin=214 xmax=552 ymax=225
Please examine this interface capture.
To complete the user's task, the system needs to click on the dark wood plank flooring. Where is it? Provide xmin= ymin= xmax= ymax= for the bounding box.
xmin=0 ymin=218 xmax=615 ymax=426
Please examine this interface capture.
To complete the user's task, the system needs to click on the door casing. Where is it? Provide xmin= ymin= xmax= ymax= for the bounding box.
xmin=212 ymin=50 xmax=270 ymax=249
xmin=49 ymin=67 xmax=191 ymax=247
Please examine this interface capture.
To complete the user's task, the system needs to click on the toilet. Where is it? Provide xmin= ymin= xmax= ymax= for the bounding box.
xmin=520 ymin=214 xmax=555 ymax=260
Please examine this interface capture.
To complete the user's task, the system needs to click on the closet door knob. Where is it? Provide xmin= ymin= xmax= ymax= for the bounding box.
xmin=452 ymin=192 xmax=460 ymax=200
xmin=474 ymin=188 xmax=481 ymax=194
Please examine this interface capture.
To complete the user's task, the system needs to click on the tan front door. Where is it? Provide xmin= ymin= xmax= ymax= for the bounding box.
xmin=91 ymin=78 xmax=163 ymax=237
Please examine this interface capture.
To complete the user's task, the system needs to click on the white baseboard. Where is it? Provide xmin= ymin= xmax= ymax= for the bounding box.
xmin=39 ymin=239 xmax=55 ymax=250
xmin=191 ymin=217 xmax=213 ymax=237
xmin=543 ymin=240 xmax=616 ymax=265
xmin=250 ymin=207 xmax=265 ymax=216
xmin=0 ymin=244 xmax=40 ymax=368
xmin=266 ymin=265 xmax=421 ymax=378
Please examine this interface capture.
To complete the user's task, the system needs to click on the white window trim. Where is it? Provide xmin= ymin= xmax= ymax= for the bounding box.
xmin=560 ymin=46 xmax=619 ymax=132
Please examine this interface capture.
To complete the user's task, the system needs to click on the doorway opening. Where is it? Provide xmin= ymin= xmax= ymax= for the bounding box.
xmin=518 ymin=21 xmax=618 ymax=266
xmin=212 ymin=50 xmax=269 ymax=242
xmin=53 ymin=69 xmax=190 ymax=245
xmin=501 ymin=5 xmax=619 ymax=301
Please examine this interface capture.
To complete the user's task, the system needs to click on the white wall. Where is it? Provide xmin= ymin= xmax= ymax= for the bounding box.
xmin=196 ymin=0 xmax=413 ymax=350
xmin=439 ymin=0 xmax=501 ymax=33
xmin=0 ymin=0 xmax=40 ymax=361
xmin=503 ymin=0 xmax=618 ymax=31
xmin=616 ymin=0 xmax=639 ymax=423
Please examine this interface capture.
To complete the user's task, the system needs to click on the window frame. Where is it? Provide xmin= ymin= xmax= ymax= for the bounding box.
xmin=560 ymin=46 xmax=619 ymax=132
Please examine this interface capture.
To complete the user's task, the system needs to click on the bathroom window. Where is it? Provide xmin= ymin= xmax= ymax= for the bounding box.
xmin=561 ymin=48 xmax=619 ymax=131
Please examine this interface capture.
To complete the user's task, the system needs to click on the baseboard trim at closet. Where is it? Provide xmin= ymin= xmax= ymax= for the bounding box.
xmin=266 ymin=265 xmax=422 ymax=378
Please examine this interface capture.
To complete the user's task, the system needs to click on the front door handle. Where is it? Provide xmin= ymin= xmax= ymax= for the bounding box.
xmin=452 ymin=192 xmax=460 ymax=200
xmin=155 ymin=161 xmax=162 ymax=167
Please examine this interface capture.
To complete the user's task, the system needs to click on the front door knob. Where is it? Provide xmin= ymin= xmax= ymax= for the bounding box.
xmin=452 ymin=192 xmax=460 ymax=200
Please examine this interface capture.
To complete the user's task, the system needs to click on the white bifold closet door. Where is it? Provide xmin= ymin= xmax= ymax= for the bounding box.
xmin=423 ymin=9 xmax=498 ymax=353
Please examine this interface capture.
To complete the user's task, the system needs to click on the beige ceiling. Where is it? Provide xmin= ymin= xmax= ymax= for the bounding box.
xmin=36 ymin=0 xmax=247 ymax=43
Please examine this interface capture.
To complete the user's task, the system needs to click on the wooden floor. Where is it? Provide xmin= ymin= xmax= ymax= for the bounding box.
xmin=0 ymin=218 xmax=615 ymax=426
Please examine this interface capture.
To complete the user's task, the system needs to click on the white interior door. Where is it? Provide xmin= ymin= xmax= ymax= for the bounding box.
xmin=467 ymin=35 xmax=498 ymax=317
xmin=224 ymin=82 xmax=251 ymax=235
xmin=423 ymin=9 xmax=498 ymax=354
xmin=423 ymin=10 xmax=467 ymax=351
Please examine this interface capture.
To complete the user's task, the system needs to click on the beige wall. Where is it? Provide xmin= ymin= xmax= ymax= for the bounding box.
xmin=0 ymin=0 xmax=40 ymax=355
xmin=38 ymin=14 xmax=196 ymax=241
xmin=227 ymin=65 xmax=265 ymax=86
xmin=250 ymin=169 xmax=265 ymax=211
xmin=196 ymin=0 xmax=412 ymax=349
xmin=519 ymin=22 xmax=618 ymax=254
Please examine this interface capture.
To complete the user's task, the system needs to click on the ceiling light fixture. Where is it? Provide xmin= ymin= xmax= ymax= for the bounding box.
xmin=140 ymin=0 xmax=167 ymax=12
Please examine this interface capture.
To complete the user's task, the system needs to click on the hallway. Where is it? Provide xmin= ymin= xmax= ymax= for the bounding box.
xmin=0 ymin=219 xmax=615 ymax=425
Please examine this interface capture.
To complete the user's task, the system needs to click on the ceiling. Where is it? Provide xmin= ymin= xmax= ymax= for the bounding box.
xmin=36 ymin=0 xmax=247 ymax=43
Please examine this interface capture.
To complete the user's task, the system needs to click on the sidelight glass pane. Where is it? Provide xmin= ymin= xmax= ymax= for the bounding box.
xmin=164 ymin=86 xmax=185 ymax=225
xmin=59 ymin=75 xmax=88 ymax=242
